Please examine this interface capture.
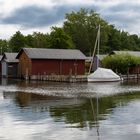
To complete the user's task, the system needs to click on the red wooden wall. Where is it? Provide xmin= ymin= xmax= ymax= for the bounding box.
xmin=31 ymin=59 xmax=85 ymax=75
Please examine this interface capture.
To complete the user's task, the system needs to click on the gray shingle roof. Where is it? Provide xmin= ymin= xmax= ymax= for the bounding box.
xmin=96 ymin=54 xmax=107 ymax=60
xmin=2 ymin=53 xmax=19 ymax=63
xmin=111 ymin=51 xmax=140 ymax=57
xmin=19 ymin=48 xmax=86 ymax=60
xmin=86 ymin=54 xmax=107 ymax=61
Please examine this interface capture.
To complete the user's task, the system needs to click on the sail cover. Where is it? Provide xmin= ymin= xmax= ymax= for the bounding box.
xmin=88 ymin=67 xmax=121 ymax=82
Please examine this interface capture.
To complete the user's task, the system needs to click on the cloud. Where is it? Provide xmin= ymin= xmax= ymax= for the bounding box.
xmin=1 ymin=4 xmax=99 ymax=28
xmin=100 ymin=2 xmax=140 ymax=33
xmin=1 ymin=0 xmax=140 ymax=38
xmin=2 ymin=5 xmax=64 ymax=28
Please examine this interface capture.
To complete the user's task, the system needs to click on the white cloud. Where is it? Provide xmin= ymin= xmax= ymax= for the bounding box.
xmin=1 ymin=0 xmax=140 ymax=38
xmin=0 ymin=24 xmax=18 ymax=39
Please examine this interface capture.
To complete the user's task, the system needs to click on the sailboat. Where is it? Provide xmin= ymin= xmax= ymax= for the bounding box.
xmin=87 ymin=25 xmax=122 ymax=82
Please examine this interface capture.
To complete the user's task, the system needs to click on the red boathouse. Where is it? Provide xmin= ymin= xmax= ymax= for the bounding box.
xmin=16 ymin=48 xmax=86 ymax=78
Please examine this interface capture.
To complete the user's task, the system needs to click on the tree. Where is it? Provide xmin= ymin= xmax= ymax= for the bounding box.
xmin=9 ymin=31 xmax=25 ymax=52
xmin=63 ymin=8 xmax=110 ymax=55
xmin=0 ymin=39 xmax=8 ymax=54
xmin=48 ymin=27 xmax=75 ymax=49
xmin=25 ymin=34 xmax=34 ymax=48
xmin=107 ymin=25 xmax=122 ymax=52
xmin=32 ymin=32 xmax=50 ymax=48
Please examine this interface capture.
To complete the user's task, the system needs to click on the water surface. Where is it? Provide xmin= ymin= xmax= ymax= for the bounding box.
xmin=0 ymin=79 xmax=140 ymax=140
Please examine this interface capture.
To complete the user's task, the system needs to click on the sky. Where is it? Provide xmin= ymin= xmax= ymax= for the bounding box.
xmin=0 ymin=0 xmax=140 ymax=39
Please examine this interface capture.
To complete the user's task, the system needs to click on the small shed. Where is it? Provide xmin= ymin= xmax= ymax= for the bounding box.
xmin=86 ymin=54 xmax=107 ymax=72
xmin=1 ymin=53 xmax=19 ymax=78
xmin=16 ymin=48 xmax=86 ymax=78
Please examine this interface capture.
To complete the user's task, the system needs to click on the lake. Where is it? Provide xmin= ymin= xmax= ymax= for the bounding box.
xmin=0 ymin=79 xmax=140 ymax=140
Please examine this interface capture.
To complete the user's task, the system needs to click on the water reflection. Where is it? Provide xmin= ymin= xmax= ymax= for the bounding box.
xmin=0 ymin=80 xmax=140 ymax=140
xmin=3 ymin=90 xmax=140 ymax=128
xmin=1 ymin=79 xmax=140 ymax=98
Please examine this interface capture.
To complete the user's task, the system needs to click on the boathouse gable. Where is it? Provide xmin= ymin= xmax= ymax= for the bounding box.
xmin=17 ymin=50 xmax=32 ymax=78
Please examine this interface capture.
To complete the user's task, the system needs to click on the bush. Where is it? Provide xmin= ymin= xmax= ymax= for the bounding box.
xmin=102 ymin=54 xmax=140 ymax=74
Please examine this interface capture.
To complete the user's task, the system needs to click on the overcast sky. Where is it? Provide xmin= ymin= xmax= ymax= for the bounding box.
xmin=0 ymin=0 xmax=140 ymax=39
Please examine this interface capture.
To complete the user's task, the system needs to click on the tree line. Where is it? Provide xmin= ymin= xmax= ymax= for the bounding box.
xmin=1 ymin=8 xmax=140 ymax=55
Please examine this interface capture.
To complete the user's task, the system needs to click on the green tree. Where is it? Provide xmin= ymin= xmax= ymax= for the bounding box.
xmin=107 ymin=25 xmax=121 ymax=52
xmin=0 ymin=39 xmax=8 ymax=54
xmin=25 ymin=34 xmax=34 ymax=48
xmin=32 ymin=32 xmax=50 ymax=48
xmin=119 ymin=31 xmax=137 ymax=50
xmin=63 ymin=8 xmax=110 ymax=55
xmin=9 ymin=31 xmax=25 ymax=52
xmin=130 ymin=34 xmax=140 ymax=47
xmin=48 ymin=27 xmax=75 ymax=49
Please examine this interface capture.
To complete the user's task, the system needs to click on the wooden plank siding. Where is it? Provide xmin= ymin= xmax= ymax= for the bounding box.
xmin=130 ymin=65 xmax=140 ymax=74
xmin=18 ymin=51 xmax=32 ymax=77
xmin=31 ymin=59 xmax=85 ymax=76
xmin=61 ymin=60 xmax=85 ymax=75
xmin=18 ymin=53 xmax=85 ymax=77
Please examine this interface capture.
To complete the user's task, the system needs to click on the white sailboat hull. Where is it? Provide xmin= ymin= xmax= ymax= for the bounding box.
xmin=88 ymin=67 xmax=122 ymax=82
xmin=88 ymin=77 xmax=121 ymax=82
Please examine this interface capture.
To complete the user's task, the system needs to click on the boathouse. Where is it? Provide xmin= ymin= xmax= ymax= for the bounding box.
xmin=1 ymin=53 xmax=19 ymax=78
xmin=86 ymin=54 xmax=107 ymax=72
xmin=16 ymin=48 xmax=86 ymax=79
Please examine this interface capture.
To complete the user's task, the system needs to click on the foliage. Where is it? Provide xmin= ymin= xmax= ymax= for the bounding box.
xmin=9 ymin=31 xmax=26 ymax=52
xmin=107 ymin=25 xmax=122 ymax=51
xmin=48 ymin=27 xmax=75 ymax=49
xmin=31 ymin=32 xmax=50 ymax=48
xmin=24 ymin=32 xmax=50 ymax=48
xmin=0 ymin=39 xmax=8 ymax=54
xmin=63 ymin=9 xmax=140 ymax=55
xmin=63 ymin=8 xmax=109 ymax=55
xmin=102 ymin=54 xmax=140 ymax=74
xmin=7 ymin=28 xmax=74 ymax=51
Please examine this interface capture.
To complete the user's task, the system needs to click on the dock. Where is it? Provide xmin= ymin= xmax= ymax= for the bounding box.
xmin=27 ymin=75 xmax=87 ymax=83
xmin=121 ymin=74 xmax=140 ymax=81
xmin=23 ymin=73 xmax=140 ymax=82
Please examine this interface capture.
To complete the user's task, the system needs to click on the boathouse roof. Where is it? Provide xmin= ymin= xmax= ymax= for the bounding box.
xmin=110 ymin=51 xmax=140 ymax=57
xmin=1 ymin=53 xmax=19 ymax=63
xmin=16 ymin=48 xmax=86 ymax=60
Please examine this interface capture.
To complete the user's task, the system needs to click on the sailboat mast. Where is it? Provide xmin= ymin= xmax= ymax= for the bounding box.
xmin=97 ymin=24 xmax=100 ymax=69
xmin=88 ymin=27 xmax=98 ymax=74
xmin=88 ymin=24 xmax=101 ymax=74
